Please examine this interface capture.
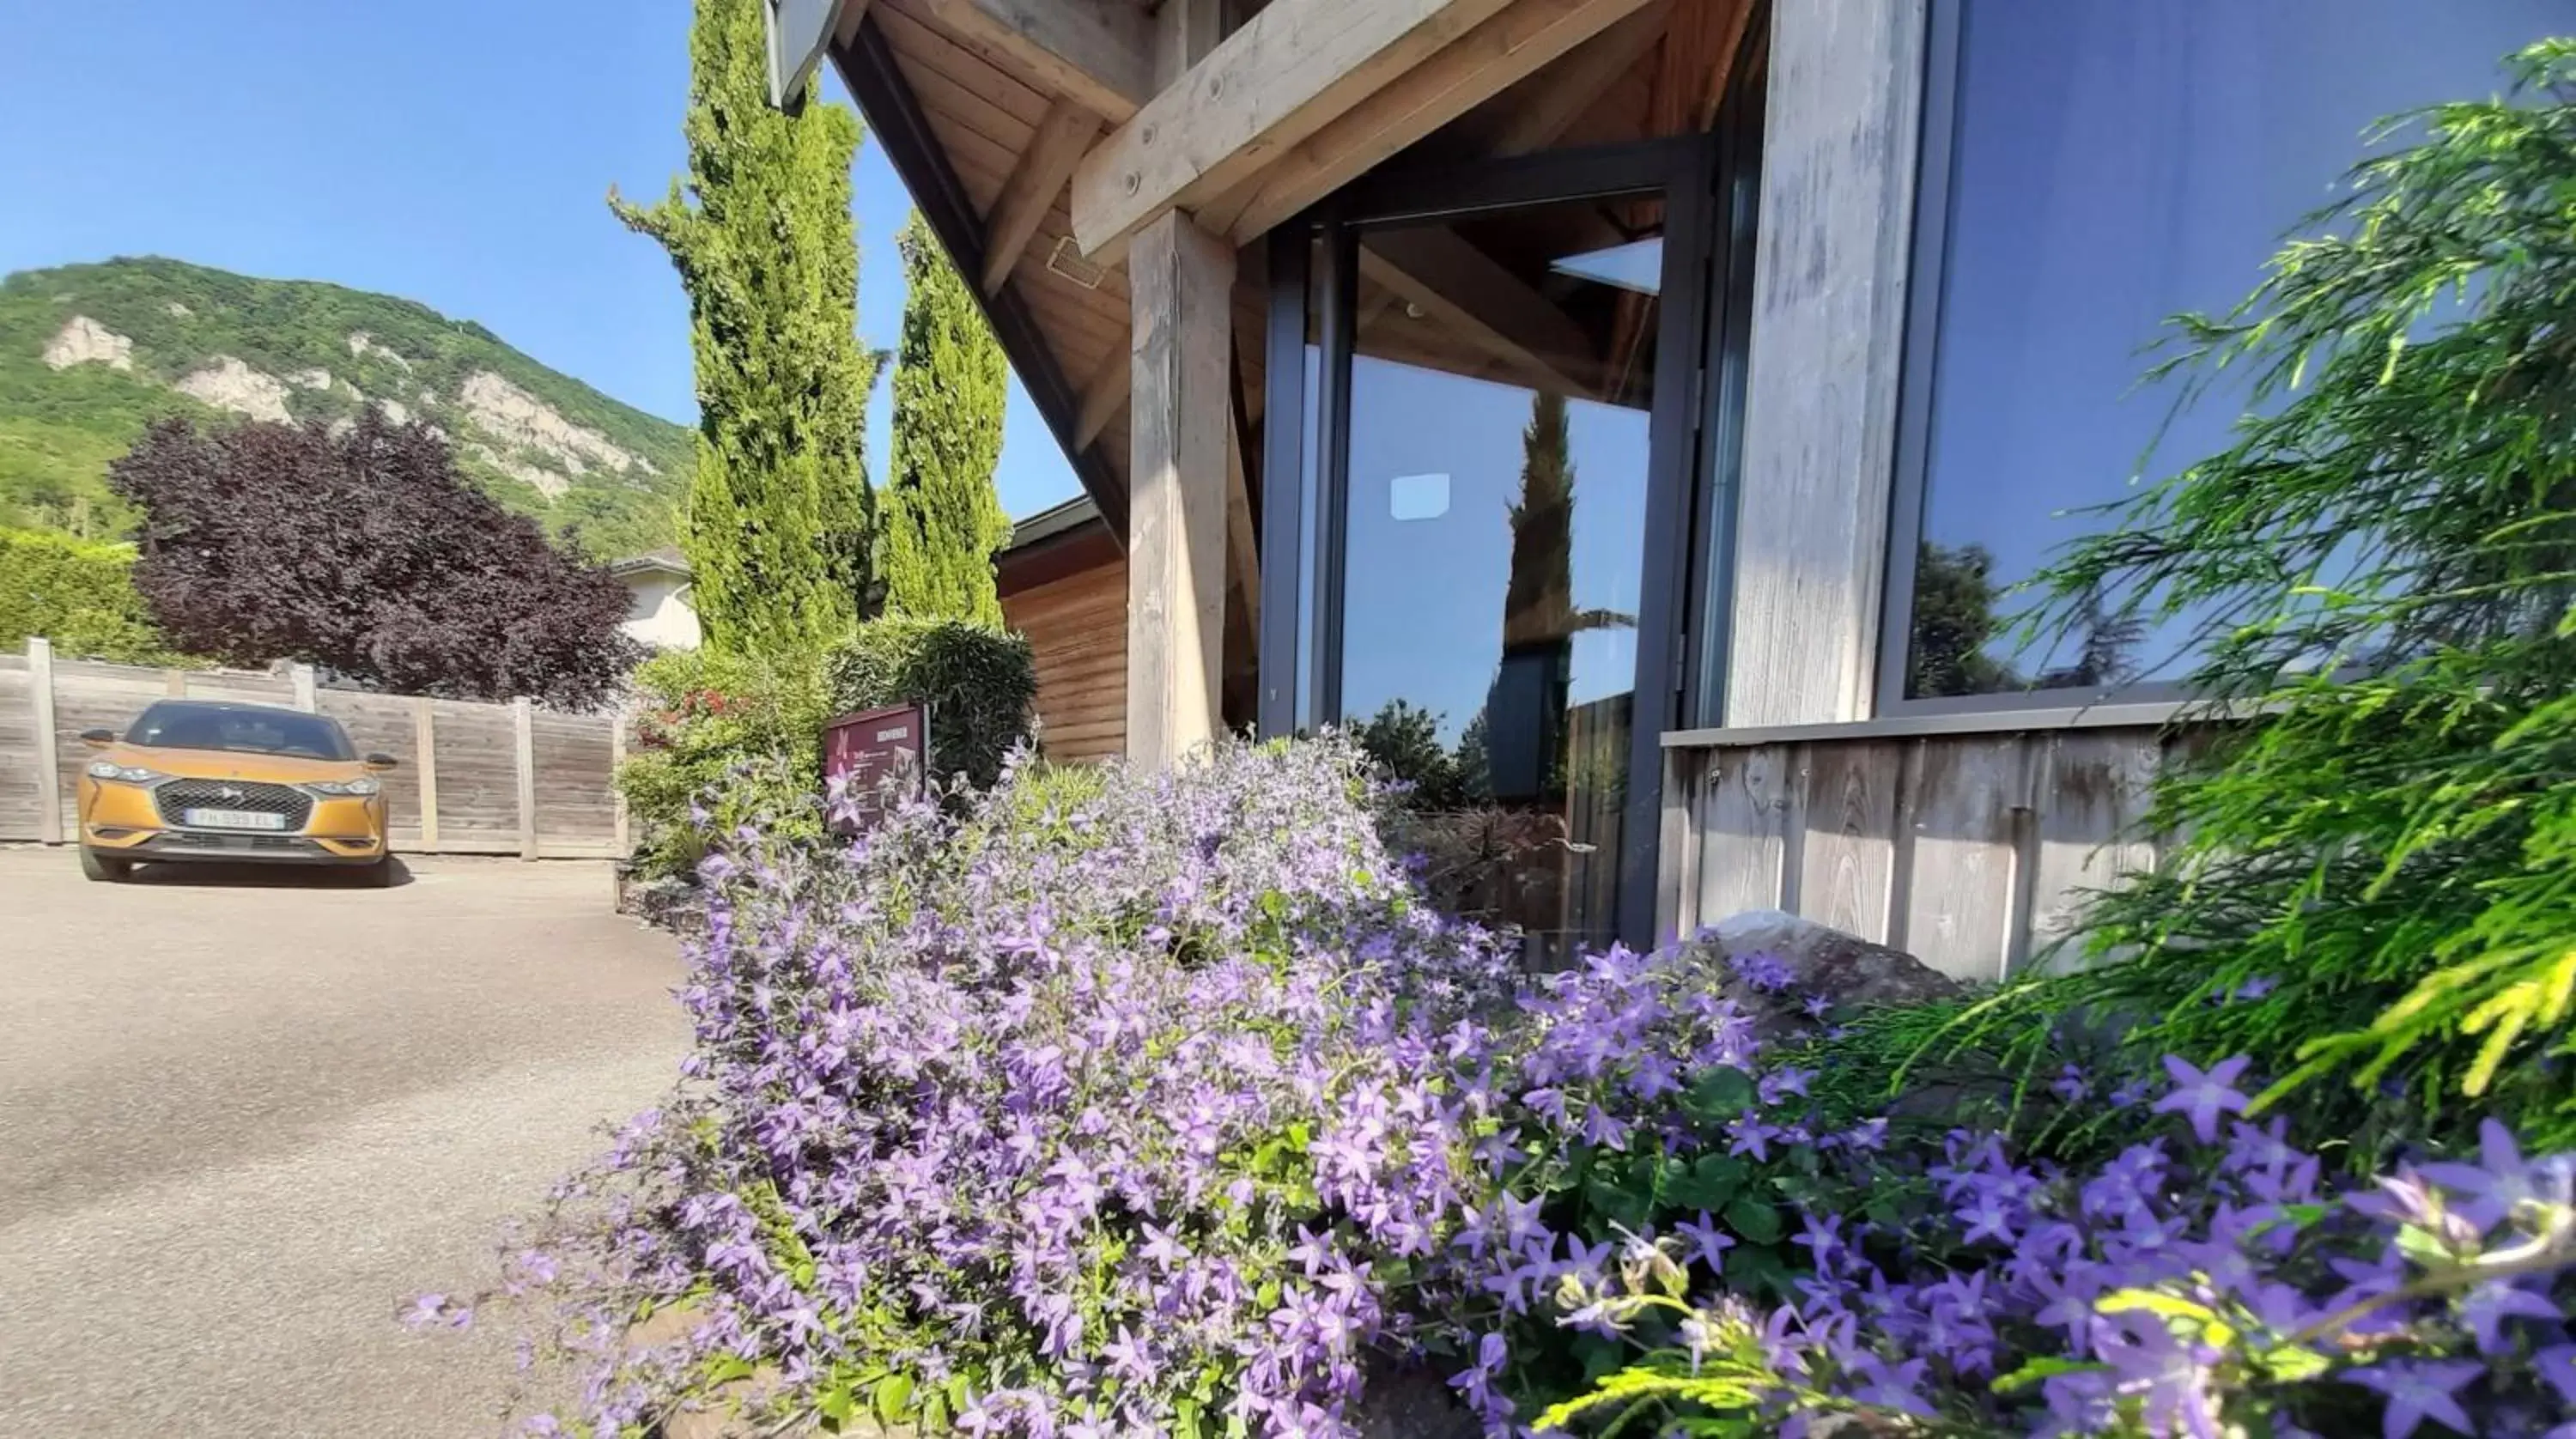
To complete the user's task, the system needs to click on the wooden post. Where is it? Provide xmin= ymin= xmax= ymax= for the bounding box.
xmin=290 ymin=662 xmax=318 ymax=712
xmin=610 ymin=706 xmax=630 ymax=857
xmin=412 ymin=697 xmax=440 ymax=853
xmin=164 ymin=669 xmax=186 ymax=696
xmin=27 ymin=638 xmax=61 ymax=845
xmin=1124 ymin=211 xmax=1235 ymax=770
xmin=513 ymin=696 xmax=538 ymax=860
xmin=1722 ymin=0 xmax=1927 ymax=726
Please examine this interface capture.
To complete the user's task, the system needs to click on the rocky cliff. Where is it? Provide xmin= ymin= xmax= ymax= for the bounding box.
xmin=0 ymin=256 xmax=691 ymax=558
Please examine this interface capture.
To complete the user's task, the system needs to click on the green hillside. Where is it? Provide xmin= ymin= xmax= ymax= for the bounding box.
xmin=0 ymin=257 xmax=690 ymax=559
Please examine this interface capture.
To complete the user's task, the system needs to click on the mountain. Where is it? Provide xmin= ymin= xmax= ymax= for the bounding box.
xmin=0 ymin=257 xmax=690 ymax=560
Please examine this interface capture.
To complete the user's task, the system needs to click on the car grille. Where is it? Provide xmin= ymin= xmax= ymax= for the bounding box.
xmin=153 ymin=779 xmax=313 ymax=832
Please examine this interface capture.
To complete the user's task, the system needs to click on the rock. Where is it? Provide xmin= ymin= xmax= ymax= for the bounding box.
xmin=465 ymin=438 xmax=573 ymax=499
xmin=373 ymin=395 xmax=412 ymax=425
xmin=1694 ymin=909 xmax=1965 ymax=1043
xmin=42 ymin=314 xmax=133 ymax=370
xmin=288 ymin=366 xmax=333 ymax=390
xmin=460 ymin=368 xmax=643 ymax=478
xmin=165 ymin=301 xmax=192 ymax=318
xmin=173 ymin=355 xmax=294 ymax=422
xmin=617 ymin=869 xmax=707 ymax=937
xmin=346 ymin=330 xmax=413 ymax=369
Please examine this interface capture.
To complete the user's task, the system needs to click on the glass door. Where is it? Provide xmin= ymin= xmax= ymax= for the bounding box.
xmin=1334 ymin=196 xmax=1669 ymax=955
xmin=1262 ymin=123 xmax=1757 ymax=956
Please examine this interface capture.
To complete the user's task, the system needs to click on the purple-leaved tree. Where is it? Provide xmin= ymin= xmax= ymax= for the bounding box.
xmin=110 ymin=413 xmax=641 ymax=709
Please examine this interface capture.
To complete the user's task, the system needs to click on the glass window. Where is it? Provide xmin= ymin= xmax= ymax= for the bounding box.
xmin=1899 ymin=0 xmax=2563 ymax=702
xmin=1335 ymin=195 xmax=1665 ymax=953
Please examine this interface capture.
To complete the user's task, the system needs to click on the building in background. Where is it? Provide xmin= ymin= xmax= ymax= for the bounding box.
xmin=611 ymin=549 xmax=701 ymax=651
xmin=763 ymin=0 xmax=2560 ymax=970
xmin=995 ymin=495 xmax=1125 ymax=763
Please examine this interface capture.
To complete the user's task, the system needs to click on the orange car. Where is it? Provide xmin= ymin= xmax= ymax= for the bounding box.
xmin=76 ymin=698 xmax=398 ymax=885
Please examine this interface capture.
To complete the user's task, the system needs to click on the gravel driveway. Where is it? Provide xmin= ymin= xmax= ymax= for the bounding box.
xmin=0 ymin=847 xmax=692 ymax=1437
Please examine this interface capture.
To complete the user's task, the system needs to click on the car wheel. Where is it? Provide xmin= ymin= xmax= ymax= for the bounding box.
xmin=80 ymin=847 xmax=133 ymax=883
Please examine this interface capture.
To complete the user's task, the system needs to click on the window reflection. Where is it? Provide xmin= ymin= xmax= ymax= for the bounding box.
xmin=1905 ymin=0 xmax=2562 ymax=701
xmin=1338 ymin=200 xmax=1662 ymax=955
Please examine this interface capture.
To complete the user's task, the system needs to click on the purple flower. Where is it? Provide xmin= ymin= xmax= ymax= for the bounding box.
xmin=2152 ymin=1054 xmax=2254 ymax=1142
xmin=2343 ymin=1360 xmax=2482 ymax=1439
xmin=1728 ymin=1109 xmax=1781 ymax=1163
xmin=2458 ymin=1282 xmax=2559 ymax=1355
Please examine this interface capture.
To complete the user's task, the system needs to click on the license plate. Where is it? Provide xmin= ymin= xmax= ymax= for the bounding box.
xmin=182 ymin=808 xmax=289 ymax=832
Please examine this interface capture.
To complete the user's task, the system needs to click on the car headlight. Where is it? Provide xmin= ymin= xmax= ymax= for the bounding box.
xmin=305 ymin=776 xmax=381 ymax=797
xmin=85 ymin=761 xmax=164 ymax=783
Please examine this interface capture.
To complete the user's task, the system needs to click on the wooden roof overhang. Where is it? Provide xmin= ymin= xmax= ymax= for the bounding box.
xmin=816 ymin=0 xmax=1760 ymax=549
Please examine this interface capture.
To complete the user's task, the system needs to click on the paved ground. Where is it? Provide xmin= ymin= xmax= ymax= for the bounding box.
xmin=0 ymin=847 xmax=692 ymax=1438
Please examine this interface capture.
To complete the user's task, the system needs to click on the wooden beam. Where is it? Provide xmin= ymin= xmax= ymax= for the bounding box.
xmin=1125 ymin=211 xmax=1236 ymax=769
xmin=913 ymin=0 xmax=1153 ymax=123
xmin=1074 ymin=346 xmax=1132 ymax=446
xmin=1358 ymin=226 xmax=1594 ymax=396
xmin=835 ymin=17 xmax=1130 ymax=538
xmin=1199 ymin=0 xmax=1656 ymax=243
xmin=979 ymin=100 xmax=1099 ymax=294
xmin=1072 ymin=0 xmax=1514 ymax=259
xmin=1480 ymin=0 xmax=1664 ymax=155
xmin=1649 ymin=0 xmax=1755 ymax=137
xmin=833 ymin=0 xmax=877 ymax=43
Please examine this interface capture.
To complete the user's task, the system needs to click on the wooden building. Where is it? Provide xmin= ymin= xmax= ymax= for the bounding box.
xmin=768 ymin=0 xmax=2559 ymax=976
xmin=995 ymin=495 xmax=1126 ymax=762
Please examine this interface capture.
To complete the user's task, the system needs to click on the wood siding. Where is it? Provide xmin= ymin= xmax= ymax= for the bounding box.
xmin=1001 ymin=558 xmax=1130 ymax=763
xmin=1662 ymin=723 xmax=2175 ymax=982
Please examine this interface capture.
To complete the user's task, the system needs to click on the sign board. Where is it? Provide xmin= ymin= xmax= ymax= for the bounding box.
xmin=823 ymin=701 xmax=927 ymax=831
xmin=765 ymin=0 xmax=848 ymax=106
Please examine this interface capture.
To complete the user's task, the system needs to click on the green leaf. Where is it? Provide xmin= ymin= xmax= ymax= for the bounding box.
xmin=874 ymin=1373 xmax=914 ymax=1424
xmin=1723 ymin=1194 xmax=1783 ymax=1245
xmin=1686 ymin=1066 xmax=1757 ymax=1120
xmin=1992 ymin=1357 xmax=2106 ymax=1394
xmin=2251 ymin=1345 xmax=2333 ymax=1383
xmin=815 ymin=1383 xmax=856 ymax=1424
xmin=2097 ymin=1290 xmax=2221 ymax=1323
xmin=1667 ymin=1154 xmax=1747 ymax=1211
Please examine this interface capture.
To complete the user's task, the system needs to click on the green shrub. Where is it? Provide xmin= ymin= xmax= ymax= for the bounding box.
xmin=615 ymin=646 xmax=833 ymax=877
xmin=822 ymin=616 xmax=1035 ymax=790
xmin=0 ymin=525 xmax=175 ymax=663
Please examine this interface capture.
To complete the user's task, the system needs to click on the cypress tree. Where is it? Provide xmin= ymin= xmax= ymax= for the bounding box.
xmin=612 ymin=0 xmax=877 ymax=657
xmin=882 ymin=210 xmax=1010 ymax=627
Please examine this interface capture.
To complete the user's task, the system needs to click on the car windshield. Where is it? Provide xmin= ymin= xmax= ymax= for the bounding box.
xmin=124 ymin=701 xmax=355 ymax=761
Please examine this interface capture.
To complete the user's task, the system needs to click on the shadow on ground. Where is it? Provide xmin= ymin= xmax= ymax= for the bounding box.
xmin=109 ymin=855 xmax=418 ymax=889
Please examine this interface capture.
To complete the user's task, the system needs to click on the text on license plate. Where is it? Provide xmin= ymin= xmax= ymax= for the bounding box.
xmin=183 ymin=808 xmax=289 ymax=831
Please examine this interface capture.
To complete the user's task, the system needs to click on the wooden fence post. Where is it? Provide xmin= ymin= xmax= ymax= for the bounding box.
xmin=513 ymin=696 xmax=538 ymax=860
xmin=165 ymin=669 xmax=186 ymax=696
xmin=610 ymin=705 xmax=630 ymax=857
xmin=412 ymin=697 xmax=440 ymax=853
xmin=291 ymin=663 xmax=318 ymax=712
xmin=28 ymin=638 xmax=61 ymax=845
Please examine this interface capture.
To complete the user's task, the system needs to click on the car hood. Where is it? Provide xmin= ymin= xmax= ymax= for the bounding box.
xmin=100 ymin=744 xmax=367 ymax=784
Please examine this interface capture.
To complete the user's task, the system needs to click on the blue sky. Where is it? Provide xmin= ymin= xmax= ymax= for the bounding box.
xmin=0 ymin=0 xmax=1083 ymax=521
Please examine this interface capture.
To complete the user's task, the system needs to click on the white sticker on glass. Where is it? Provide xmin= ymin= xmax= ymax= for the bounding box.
xmin=1388 ymin=472 xmax=1449 ymax=522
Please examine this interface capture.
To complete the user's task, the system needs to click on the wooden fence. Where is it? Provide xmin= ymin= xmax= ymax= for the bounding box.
xmin=0 ymin=638 xmax=627 ymax=859
xmin=1658 ymin=711 xmax=2192 ymax=984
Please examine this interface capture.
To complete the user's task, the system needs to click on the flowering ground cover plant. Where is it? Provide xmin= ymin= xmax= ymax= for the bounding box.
xmin=423 ymin=739 xmax=2576 ymax=1438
